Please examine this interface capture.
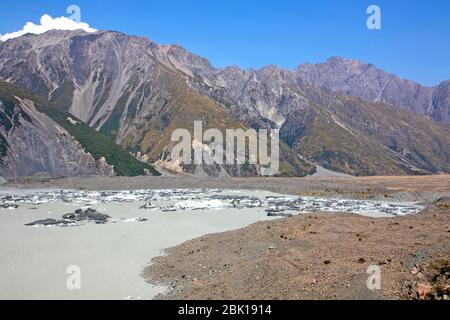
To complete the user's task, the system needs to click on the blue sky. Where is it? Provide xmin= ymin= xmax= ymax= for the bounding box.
xmin=0 ymin=0 xmax=449 ymax=86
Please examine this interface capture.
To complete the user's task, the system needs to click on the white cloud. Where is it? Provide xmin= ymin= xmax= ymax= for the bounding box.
xmin=0 ymin=14 xmax=97 ymax=42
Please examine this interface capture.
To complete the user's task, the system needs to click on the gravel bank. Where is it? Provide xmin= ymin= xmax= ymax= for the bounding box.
xmin=144 ymin=198 xmax=450 ymax=300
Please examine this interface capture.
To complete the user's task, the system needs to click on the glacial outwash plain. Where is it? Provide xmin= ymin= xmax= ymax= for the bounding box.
xmin=0 ymin=174 xmax=448 ymax=300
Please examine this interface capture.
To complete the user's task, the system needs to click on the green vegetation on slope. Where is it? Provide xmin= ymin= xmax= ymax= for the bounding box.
xmin=0 ymin=81 xmax=160 ymax=177
xmin=42 ymin=107 xmax=160 ymax=176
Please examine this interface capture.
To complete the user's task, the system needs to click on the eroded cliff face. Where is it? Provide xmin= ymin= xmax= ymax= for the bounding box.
xmin=0 ymin=95 xmax=114 ymax=178
xmin=430 ymin=81 xmax=450 ymax=124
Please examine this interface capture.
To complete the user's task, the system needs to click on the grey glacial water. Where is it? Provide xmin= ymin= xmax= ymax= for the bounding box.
xmin=0 ymin=188 xmax=424 ymax=300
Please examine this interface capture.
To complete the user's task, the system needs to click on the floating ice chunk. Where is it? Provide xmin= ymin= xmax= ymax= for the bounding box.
xmin=122 ymin=217 xmax=148 ymax=223
xmin=175 ymin=199 xmax=226 ymax=211
xmin=140 ymin=200 xmax=156 ymax=210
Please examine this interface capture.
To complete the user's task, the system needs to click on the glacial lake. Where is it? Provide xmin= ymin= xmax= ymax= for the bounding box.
xmin=0 ymin=188 xmax=424 ymax=300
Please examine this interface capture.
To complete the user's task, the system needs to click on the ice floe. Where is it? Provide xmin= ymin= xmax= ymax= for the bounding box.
xmin=0 ymin=189 xmax=424 ymax=218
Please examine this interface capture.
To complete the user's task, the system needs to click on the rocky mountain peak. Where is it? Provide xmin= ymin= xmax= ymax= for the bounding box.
xmin=160 ymin=44 xmax=214 ymax=70
xmin=296 ymin=56 xmax=439 ymax=118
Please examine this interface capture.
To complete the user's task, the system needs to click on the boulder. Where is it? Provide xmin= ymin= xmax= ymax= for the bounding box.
xmin=417 ymin=284 xmax=433 ymax=299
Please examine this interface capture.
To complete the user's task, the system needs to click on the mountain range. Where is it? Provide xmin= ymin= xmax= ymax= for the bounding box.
xmin=0 ymin=29 xmax=449 ymax=178
xmin=297 ymin=57 xmax=450 ymax=124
